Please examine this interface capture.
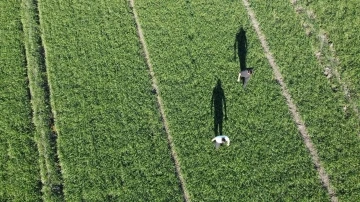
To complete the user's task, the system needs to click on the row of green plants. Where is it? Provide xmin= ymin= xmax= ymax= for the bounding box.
xmin=38 ymin=0 xmax=183 ymax=201
xmin=290 ymin=0 xmax=360 ymax=129
xmin=0 ymin=1 xmax=41 ymax=201
xmin=305 ymin=0 xmax=360 ymax=111
xmin=250 ymin=0 xmax=360 ymax=200
xmin=21 ymin=0 xmax=64 ymax=200
xmin=136 ymin=0 xmax=328 ymax=200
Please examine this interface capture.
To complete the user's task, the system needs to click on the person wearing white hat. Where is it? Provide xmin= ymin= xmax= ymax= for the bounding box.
xmin=211 ymin=135 xmax=230 ymax=149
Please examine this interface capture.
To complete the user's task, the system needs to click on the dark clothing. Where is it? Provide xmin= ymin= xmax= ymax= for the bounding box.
xmin=241 ymin=77 xmax=250 ymax=88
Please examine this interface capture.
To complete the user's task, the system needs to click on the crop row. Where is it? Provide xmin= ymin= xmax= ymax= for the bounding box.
xmin=0 ymin=1 xmax=41 ymax=201
xmin=38 ymin=0 xmax=183 ymax=201
xmin=305 ymin=0 xmax=360 ymax=110
xmin=136 ymin=0 xmax=328 ymax=200
xmin=249 ymin=0 xmax=360 ymax=200
xmin=289 ymin=0 xmax=360 ymax=123
xmin=21 ymin=0 xmax=64 ymax=200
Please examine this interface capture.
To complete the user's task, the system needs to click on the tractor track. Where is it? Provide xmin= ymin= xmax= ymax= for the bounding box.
xmin=21 ymin=0 xmax=64 ymax=200
xmin=290 ymin=0 xmax=360 ymax=136
xmin=242 ymin=0 xmax=338 ymax=201
xmin=128 ymin=0 xmax=190 ymax=201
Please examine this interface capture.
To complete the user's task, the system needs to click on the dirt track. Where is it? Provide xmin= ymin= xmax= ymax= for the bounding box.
xmin=128 ymin=0 xmax=190 ymax=201
xmin=290 ymin=0 xmax=360 ymax=136
xmin=242 ymin=0 xmax=338 ymax=201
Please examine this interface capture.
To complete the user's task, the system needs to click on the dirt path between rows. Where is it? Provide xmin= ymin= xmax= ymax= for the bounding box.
xmin=128 ymin=0 xmax=190 ymax=201
xmin=242 ymin=0 xmax=338 ymax=201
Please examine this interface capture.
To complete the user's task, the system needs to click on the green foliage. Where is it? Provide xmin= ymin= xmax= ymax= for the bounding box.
xmin=136 ymin=0 xmax=328 ymax=200
xmin=250 ymin=0 xmax=360 ymax=200
xmin=0 ymin=1 xmax=41 ymax=201
xmin=3 ymin=0 xmax=359 ymax=201
xmin=39 ymin=0 xmax=182 ymax=200
xmin=306 ymin=0 xmax=360 ymax=109
xmin=21 ymin=0 xmax=64 ymax=200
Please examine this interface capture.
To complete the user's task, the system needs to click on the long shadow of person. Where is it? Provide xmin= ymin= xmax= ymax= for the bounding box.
xmin=211 ymin=79 xmax=227 ymax=136
xmin=234 ymin=26 xmax=248 ymax=71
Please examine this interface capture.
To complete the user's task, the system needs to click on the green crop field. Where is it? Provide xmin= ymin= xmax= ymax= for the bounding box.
xmin=0 ymin=1 xmax=41 ymax=201
xmin=135 ymin=0 xmax=329 ymax=200
xmin=1 ymin=0 xmax=359 ymax=201
xmin=305 ymin=0 xmax=360 ymax=109
xmin=38 ymin=0 xmax=183 ymax=201
xmin=249 ymin=1 xmax=360 ymax=200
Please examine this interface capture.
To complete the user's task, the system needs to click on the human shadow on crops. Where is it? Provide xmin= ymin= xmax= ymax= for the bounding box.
xmin=211 ymin=79 xmax=227 ymax=136
xmin=234 ymin=26 xmax=248 ymax=71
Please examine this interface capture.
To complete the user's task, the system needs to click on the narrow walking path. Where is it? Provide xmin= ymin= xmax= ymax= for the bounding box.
xmin=128 ymin=0 xmax=190 ymax=201
xmin=242 ymin=0 xmax=338 ymax=201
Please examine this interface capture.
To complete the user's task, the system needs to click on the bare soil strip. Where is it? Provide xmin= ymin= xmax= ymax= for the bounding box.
xmin=21 ymin=0 xmax=64 ymax=200
xmin=242 ymin=0 xmax=338 ymax=201
xmin=290 ymin=0 xmax=360 ymax=129
xmin=128 ymin=0 xmax=190 ymax=201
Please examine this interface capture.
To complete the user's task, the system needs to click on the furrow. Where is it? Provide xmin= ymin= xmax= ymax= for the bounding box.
xmin=128 ymin=0 xmax=190 ymax=201
xmin=21 ymin=0 xmax=64 ymax=200
xmin=290 ymin=0 xmax=360 ymax=132
xmin=242 ymin=0 xmax=338 ymax=201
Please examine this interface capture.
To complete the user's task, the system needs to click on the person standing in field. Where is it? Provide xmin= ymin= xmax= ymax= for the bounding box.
xmin=211 ymin=79 xmax=227 ymax=136
xmin=212 ymin=135 xmax=230 ymax=149
xmin=237 ymin=68 xmax=254 ymax=89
